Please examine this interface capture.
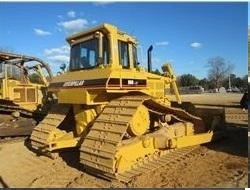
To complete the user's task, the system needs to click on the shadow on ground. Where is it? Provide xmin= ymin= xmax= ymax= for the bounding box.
xmin=204 ymin=126 xmax=248 ymax=158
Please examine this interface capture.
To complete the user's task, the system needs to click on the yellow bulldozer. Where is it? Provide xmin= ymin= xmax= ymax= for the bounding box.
xmin=30 ymin=23 xmax=225 ymax=182
xmin=0 ymin=51 xmax=53 ymax=136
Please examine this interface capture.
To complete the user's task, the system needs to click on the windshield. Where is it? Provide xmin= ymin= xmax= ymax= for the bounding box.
xmin=70 ymin=38 xmax=98 ymax=70
xmin=0 ymin=63 xmax=21 ymax=80
xmin=69 ymin=35 xmax=109 ymax=71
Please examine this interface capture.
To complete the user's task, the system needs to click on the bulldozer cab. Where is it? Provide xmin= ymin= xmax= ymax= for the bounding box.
xmin=0 ymin=51 xmax=52 ymax=111
xmin=67 ymin=24 xmax=138 ymax=71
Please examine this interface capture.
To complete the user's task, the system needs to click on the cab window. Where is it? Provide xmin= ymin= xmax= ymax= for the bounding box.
xmin=132 ymin=45 xmax=138 ymax=68
xmin=118 ymin=41 xmax=129 ymax=69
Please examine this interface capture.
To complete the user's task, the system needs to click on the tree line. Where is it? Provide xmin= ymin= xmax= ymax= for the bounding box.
xmin=153 ymin=56 xmax=248 ymax=91
xmin=177 ymin=73 xmax=247 ymax=91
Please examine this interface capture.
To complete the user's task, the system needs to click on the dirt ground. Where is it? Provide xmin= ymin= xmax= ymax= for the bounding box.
xmin=0 ymin=93 xmax=248 ymax=188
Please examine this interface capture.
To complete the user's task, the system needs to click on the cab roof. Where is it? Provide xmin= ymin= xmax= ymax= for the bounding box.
xmin=66 ymin=23 xmax=137 ymax=44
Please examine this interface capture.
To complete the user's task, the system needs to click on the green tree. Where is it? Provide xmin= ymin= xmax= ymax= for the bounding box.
xmin=222 ymin=74 xmax=247 ymax=90
xmin=198 ymin=78 xmax=209 ymax=90
xmin=234 ymin=77 xmax=244 ymax=88
xmin=242 ymin=74 xmax=248 ymax=89
xmin=179 ymin=74 xmax=199 ymax=87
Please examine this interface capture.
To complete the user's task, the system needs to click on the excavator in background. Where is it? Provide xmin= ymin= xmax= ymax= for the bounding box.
xmin=0 ymin=51 xmax=53 ymax=136
xmin=30 ymin=23 xmax=225 ymax=182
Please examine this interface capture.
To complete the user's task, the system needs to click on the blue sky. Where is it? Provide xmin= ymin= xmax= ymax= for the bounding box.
xmin=0 ymin=2 xmax=247 ymax=79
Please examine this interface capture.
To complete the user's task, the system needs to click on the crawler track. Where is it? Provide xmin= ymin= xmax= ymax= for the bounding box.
xmin=80 ymin=96 xmax=146 ymax=181
xmin=30 ymin=104 xmax=70 ymax=150
xmin=115 ymin=145 xmax=197 ymax=183
xmin=0 ymin=100 xmax=33 ymax=117
xmin=80 ymin=95 xmax=206 ymax=182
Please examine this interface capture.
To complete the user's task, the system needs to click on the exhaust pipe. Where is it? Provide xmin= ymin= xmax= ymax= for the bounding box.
xmin=147 ymin=45 xmax=153 ymax=73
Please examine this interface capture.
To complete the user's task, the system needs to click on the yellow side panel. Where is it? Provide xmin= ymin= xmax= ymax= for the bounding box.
xmin=58 ymin=88 xmax=90 ymax=104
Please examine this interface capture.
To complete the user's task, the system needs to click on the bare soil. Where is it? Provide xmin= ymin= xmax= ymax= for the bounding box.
xmin=0 ymin=93 xmax=247 ymax=188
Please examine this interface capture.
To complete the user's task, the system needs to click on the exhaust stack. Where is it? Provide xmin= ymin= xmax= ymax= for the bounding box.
xmin=147 ymin=45 xmax=153 ymax=73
